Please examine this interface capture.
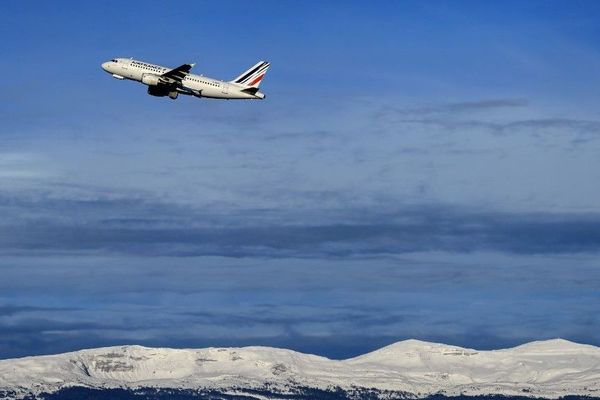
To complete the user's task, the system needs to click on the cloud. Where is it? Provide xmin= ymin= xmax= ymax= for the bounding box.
xmin=1 ymin=224 xmax=598 ymax=361
xmin=0 ymin=152 xmax=53 ymax=179
xmin=1 ymin=190 xmax=599 ymax=257
xmin=378 ymin=99 xmax=529 ymax=117
xmin=375 ymin=100 xmax=600 ymax=145
xmin=2 ymin=96 xmax=599 ymax=360
xmin=0 ymin=305 xmax=77 ymax=317
xmin=1 ymin=278 xmax=598 ymax=360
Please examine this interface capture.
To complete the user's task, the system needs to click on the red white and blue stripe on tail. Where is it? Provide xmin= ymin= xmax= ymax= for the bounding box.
xmin=231 ymin=61 xmax=270 ymax=88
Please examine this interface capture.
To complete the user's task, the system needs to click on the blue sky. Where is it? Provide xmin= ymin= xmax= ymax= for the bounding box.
xmin=1 ymin=0 xmax=600 ymax=359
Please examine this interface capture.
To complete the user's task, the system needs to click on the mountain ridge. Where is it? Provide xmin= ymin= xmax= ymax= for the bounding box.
xmin=1 ymin=338 xmax=599 ymax=400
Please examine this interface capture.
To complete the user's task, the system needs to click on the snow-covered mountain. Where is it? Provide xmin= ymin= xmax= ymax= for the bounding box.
xmin=1 ymin=339 xmax=599 ymax=399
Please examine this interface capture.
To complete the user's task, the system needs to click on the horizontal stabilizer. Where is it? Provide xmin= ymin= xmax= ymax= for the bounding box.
xmin=241 ymin=87 xmax=259 ymax=95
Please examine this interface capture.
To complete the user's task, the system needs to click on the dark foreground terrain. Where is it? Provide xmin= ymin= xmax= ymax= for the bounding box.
xmin=6 ymin=386 xmax=598 ymax=400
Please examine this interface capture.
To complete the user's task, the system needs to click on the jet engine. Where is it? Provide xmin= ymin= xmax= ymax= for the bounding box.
xmin=141 ymin=74 xmax=161 ymax=86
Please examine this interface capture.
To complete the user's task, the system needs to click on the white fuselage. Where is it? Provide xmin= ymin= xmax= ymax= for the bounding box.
xmin=101 ymin=58 xmax=265 ymax=100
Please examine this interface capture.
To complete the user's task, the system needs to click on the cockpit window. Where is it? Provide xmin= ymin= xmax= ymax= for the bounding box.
xmin=111 ymin=59 xmax=118 ymax=62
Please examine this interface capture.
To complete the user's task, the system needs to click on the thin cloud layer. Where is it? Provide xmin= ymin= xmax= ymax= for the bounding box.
xmin=1 ymin=192 xmax=599 ymax=257
xmin=1 ymin=251 xmax=598 ymax=359
xmin=1 ymin=189 xmax=598 ymax=360
xmin=377 ymin=98 xmax=529 ymax=117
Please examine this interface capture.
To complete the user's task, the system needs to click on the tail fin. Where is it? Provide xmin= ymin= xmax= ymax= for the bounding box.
xmin=231 ymin=61 xmax=270 ymax=88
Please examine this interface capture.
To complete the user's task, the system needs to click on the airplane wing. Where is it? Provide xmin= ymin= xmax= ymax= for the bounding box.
xmin=161 ymin=63 xmax=195 ymax=85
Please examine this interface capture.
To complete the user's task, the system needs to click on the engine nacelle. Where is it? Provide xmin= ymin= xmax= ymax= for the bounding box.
xmin=141 ymin=74 xmax=160 ymax=86
xmin=147 ymin=86 xmax=169 ymax=97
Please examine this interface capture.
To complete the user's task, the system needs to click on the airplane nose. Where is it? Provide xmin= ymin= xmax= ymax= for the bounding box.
xmin=101 ymin=62 xmax=109 ymax=72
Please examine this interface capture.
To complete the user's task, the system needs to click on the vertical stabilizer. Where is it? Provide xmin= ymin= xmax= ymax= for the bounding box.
xmin=231 ymin=61 xmax=270 ymax=88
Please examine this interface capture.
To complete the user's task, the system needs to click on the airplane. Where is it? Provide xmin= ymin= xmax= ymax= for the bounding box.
xmin=101 ymin=58 xmax=269 ymax=100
